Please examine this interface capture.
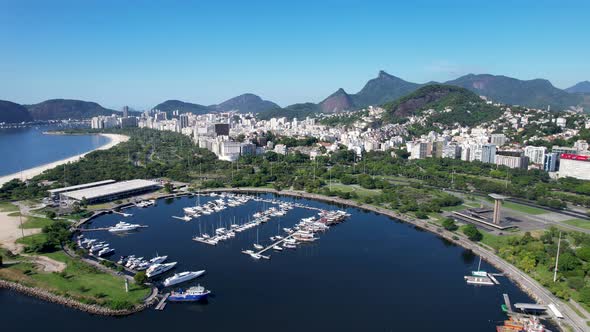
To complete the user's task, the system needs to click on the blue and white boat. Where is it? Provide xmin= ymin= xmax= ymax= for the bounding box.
xmin=168 ymin=285 xmax=211 ymax=302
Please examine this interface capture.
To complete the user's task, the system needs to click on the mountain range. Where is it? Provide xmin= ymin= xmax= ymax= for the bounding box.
xmin=1 ymin=72 xmax=589 ymax=123
xmin=269 ymin=71 xmax=589 ymax=118
xmin=566 ymin=81 xmax=590 ymax=94
xmin=153 ymin=93 xmax=279 ymax=116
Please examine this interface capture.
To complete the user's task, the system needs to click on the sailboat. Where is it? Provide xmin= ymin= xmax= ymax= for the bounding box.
xmin=472 ymin=256 xmax=487 ymax=277
xmin=253 ymin=228 xmax=263 ymax=250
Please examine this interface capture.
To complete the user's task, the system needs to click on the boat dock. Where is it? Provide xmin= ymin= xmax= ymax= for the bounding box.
xmin=255 ymin=198 xmax=323 ymax=212
xmin=503 ymin=293 xmax=513 ymax=313
xmin=488 ymin=273 xmax=500 ymax=284
xmin=256 ymin=233 xmax=297 ymax=255
xmin=155 ymin=293 xmax=169 ymax=311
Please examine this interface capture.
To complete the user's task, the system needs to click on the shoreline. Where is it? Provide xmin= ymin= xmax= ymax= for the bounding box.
xmin=0 ymin=279 xmax=155 ymax=316
xmin=191 ymin=188 xmax=580 ymax=331
xmin=0 ymin=133 xmax=129 ymax=186
xmin=1 ymin=187 xmax=582 ymax=330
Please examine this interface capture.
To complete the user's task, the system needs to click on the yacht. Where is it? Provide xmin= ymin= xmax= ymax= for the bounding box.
xmin=108 ymin=221 xmax=141 ymax=233
xmin=146 ymin=262 xmax=178 ymax=278
xmin=90 ymin=243 xmax=108 ymax=252
xmin=148 ymin=255 xmax=168 ymax=265
xmin=272 ymin=245 xmax=283 ymax=251
xmin=163 ymin=270 xmax=206 ymax=287
xmin=97 ymin=247 xmax=115 ymax=256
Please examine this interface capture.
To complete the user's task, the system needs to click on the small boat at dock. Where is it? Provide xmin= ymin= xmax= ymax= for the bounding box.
xmin=168 ymin=285 xmax=211 ymax=302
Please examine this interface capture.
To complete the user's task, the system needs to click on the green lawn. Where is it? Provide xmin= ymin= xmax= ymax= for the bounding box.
xmin=329 ymin=183 xmax=381 ymax=198
xmin=0 ymin=251 xmax=150 ymax=309
xmin=0 ymin=201 xmax=18 ymax=213
xmin=20 ymin=216 xmax=56 ymax=229
xmin=87 ymin=203 xmax=113 ymax=210
xmin=501 ymin=201 xmax=547 ymax=215
xmin=480 ymin=232 xmax=519 ymax=250
xmin=441 ymin=204 xmax=470 ymax=212
xmin=15 ymin=233 xmax=48 ymax=247
xmin=562 ymin=218 xmax=590 ymax=230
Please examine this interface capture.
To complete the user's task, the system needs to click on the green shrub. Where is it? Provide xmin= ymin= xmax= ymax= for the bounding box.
xmin=463 ymin=224 xmax=483 ymax=242
xmin=442 ymin=218 xmax=458 ymax=231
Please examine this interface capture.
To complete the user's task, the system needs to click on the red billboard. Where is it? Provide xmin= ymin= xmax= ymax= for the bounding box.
xmin=560 ymin=153 xmax=590 ymax=161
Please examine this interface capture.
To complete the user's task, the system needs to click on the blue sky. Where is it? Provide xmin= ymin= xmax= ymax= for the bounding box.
xmin=1 ymin=0 xmax=589 ymax=109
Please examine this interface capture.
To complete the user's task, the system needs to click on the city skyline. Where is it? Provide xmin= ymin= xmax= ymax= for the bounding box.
xmin=1 ymin=0 xmax=589 ymax=109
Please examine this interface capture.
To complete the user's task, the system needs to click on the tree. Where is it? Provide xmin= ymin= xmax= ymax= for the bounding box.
xmin=0 ymin=255 xmax=3 ymax=267
xmin=164 ymin=182 xmax=174 ymax=193
xmin=46 ymin=211 xmax=57 ymax=220
xmin=579 ymin=287 xmax=590 ymax=305
xmin=463 ymin=224 xmax=483 ymax=241
xmin=134 ymin=271 xmax=147 ymax=284
xmin=442 ymin=218 xmax=458 ymax=231
xmin=415 ymin=211 xmax=428 ymax=219
xmin=72 ymin=202 xmax=82 ymax=214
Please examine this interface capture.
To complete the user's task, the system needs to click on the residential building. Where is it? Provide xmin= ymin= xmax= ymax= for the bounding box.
xmin=481 ymin=144 xmax=496 ymax=163
xmin=524 ymin=146 xmax=547 ymax=165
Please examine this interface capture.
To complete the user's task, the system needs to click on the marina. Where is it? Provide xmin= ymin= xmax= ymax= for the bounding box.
xmin=13 ymin=192 xmax=556 ymax=331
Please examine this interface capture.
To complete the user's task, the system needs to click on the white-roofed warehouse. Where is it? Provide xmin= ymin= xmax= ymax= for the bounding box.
xmin=59 ymin=179 xmax=161 ymax=204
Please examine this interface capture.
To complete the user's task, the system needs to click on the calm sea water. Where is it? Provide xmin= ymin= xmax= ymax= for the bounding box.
xmin=0 ymin=193 xmax=556 ymax=331
xmin=0 ymin=125 xmax=110 ymax=176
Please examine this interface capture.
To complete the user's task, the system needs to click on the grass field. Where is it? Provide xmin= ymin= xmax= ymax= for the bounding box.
xmin=20 ymin=216 xmax=56 ymax=229
xmin=0 ymin=201 xmax=18 ymax=213
xmin=15 ymin=233 xmax=48 ymax=247
xmin=563 ymin=218 xmax=590 ymax=230
xmin=501 ymin=201 xmax=547 ymax=215
xmin=441 ymin=204 xmax=471 ymax=212
xmin=329 ymin=183 xmax=381 ymax=198
xmin=0 ymin=251 xmax=150 ymax=309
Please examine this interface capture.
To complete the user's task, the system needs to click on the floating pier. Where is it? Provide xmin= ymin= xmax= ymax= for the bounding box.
xmin=503 ymin=293 xmax=513 ymax=313
xmin=488 ymin=273 xmax=500 ymax=285
xmin=155 ymin=293 xmax=170 ymax=311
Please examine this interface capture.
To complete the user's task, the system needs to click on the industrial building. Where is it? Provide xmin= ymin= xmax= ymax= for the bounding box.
xmin=58 ymin=179 xmax=161 ymax=204
xmin=48 ymin=180 xmax=116 ymax=200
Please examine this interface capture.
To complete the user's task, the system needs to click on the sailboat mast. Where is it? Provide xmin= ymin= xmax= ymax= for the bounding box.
xmin=477 ymin=256 xmax=482 ymax=271
xmin=554 ymin=232 xmax=562 ymax=283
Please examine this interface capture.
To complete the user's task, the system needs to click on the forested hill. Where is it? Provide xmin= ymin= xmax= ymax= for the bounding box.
xmin=446 ymin=74 xmax=584 ymax=111
xmin=382 ymin=84 xmax=503 ymax=127
xmin=153 ymin=100 xmax=211 ymax=116
xmin=0 ymin=100 xmax=33 ymax=123
xmin=26 ymin=99 xmax=116 ymax=120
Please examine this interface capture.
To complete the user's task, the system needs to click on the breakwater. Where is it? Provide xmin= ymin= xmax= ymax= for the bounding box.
xmin=0 ymin=279 xmax=156 ymax=316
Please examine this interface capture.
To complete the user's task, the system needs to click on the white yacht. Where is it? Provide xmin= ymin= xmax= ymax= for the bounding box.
xmin=146 ymin=262 xmax=177 ymax=278
xmin=108 ymin=221 xmax=141 ymax=233
xmin=97 ymin=247 xmax=115 ymax=256
xmin=148 ymin=255 xmax=168 ymax=265
xmin=163 ymin=270 xmax=206 ymax=287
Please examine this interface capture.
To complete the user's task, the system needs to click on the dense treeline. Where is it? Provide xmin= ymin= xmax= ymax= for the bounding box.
xmin=493 ymin=228 xmax=590 ymax=307
xmin=1 ymin=128 xmax=589 ymax=211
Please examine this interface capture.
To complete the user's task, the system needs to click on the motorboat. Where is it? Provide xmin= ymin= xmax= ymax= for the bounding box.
xmin=168 ymin=285 xmax=211 ymax=302
xmin=146 ymin=262 xmax=178 ymax=278
xmin=163 ymin=270 xmax=206 ymax=287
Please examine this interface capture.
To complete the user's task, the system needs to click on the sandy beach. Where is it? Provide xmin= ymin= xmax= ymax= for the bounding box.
xmin=0 ymin=210 xmax=39 ymax=253
xmin=0 ymin=133 xmax=129 ymax=186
